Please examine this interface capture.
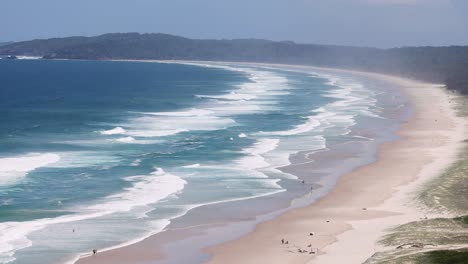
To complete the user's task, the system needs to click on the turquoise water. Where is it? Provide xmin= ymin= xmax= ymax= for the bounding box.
xmin=0 ymin=60 xmax=404 ymax=264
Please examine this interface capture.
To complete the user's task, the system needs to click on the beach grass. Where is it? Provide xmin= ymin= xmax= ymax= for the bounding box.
xmin=418 ymin=152 xmax=468 ymax=215
xmin=380 ymin=216 xmax=468 ymax=247
xmin=365 ymin=93 xmax=468 ymax=264
xmin=416 ymin=93 xmax=468 ymax=215
xmin=364 ymin=216 xmax=468 ymax=263
xmin=369 ymin=249 xmax=468 ymax=264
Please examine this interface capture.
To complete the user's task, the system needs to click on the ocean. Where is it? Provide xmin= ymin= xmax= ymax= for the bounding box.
xmin=0 ymin=60 xmax=410 ymax=264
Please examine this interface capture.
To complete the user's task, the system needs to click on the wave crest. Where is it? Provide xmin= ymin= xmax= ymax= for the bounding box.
xmin=0 ymin=153 xmax=60 ymax=186
xmin=100 ymin=127 xmax=126 ymax=135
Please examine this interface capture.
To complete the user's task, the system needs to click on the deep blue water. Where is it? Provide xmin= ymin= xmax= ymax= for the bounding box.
xmin=0 ymin=60 xmax=403 ymax=264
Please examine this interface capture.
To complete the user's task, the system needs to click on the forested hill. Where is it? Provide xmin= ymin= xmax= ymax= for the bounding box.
xmin=1 ymin=33 xmax=467 ymax=94
xmin=0 ymin=42 xmax=13 ymax=47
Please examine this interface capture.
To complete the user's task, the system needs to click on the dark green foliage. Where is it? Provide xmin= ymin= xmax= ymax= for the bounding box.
xmin=424 ymin=250 xmax=468 ymax=264
xmin=1 ymin=33 xmax=467 ymax=94
xmin=366 ymin=249 xmax=468 ymax=264
xmin=456 ymin=216 xmax=468 ymax=225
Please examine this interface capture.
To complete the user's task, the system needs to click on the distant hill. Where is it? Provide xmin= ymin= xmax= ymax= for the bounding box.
xmin=1 ymin=33 xmax=467 ymax=94
xmin=0 ymin=42 xmax=13 ymax=47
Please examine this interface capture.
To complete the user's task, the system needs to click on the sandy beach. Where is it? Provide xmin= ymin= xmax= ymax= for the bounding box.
xmin=76 ymin=65 xmax=466 ymax=264
xmin=205 ymin=66 xmax=467 ymax=264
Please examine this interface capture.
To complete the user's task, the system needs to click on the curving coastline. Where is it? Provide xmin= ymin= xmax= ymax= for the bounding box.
xmin=205 ymin=65 xmax=467 ymax=264
xmin=74 ymin=64 xmax=466 ymax=264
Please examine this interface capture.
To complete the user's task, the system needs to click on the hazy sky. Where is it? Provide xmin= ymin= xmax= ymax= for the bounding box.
xmin=2 ymin=0 xmax=467 ymax=48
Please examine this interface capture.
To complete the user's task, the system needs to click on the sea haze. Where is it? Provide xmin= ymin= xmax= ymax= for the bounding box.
xmin=0 ymin=60 xmax=408 ymax=264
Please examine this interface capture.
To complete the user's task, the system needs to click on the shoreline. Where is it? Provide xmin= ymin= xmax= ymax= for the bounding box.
xmin=205 ymin=66 xmax=467 ymax=264
xmin=75 ymin=63 xmax=466 ymax=264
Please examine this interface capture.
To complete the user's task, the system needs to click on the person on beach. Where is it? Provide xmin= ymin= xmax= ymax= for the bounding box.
xmin=281 ymin=238 xmax=285 ymax=244
xmin=92 ymin=249 xmax=97 ymax=255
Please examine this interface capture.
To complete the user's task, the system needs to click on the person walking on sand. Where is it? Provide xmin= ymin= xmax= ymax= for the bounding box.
xmin=92 ymin=249 xmax=97 ymax=255
xmin=281 ymin=238 xmax=285 ymax=244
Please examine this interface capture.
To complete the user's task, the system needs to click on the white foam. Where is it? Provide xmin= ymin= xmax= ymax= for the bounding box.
xmin=244 ymin=139 xmax=280 ymax=155
xmin=206 ymin=104 xmax=263 ymax=114
xmin=0 ymin=168 xmax=186 ymax=262
xmin=0 ymin=153 xmax=60 ymax=186
xmin=196 ymin=92 xmax=257 ymax=101
xmin=255 ymin=72 xmax=379 ymax=138
xmin=131 ymin=159 xmax=142 ymax=166
xmin=16 ymin=56 xmax=41 ymax=60
xmin=125 ymin=113 xmax=234 ymax=138
xmin=116 ymin=136 xmax=136 ymax=143
xmin=183 ymin=163 xmax=200 ymax=168
xmin=117 ymin=108 xmax=236 ymax=138
xmin=96 ymin=66 xmax=291 ymax=140
xmin=258 ymin=117 xmax=321 ymax=136
xmin=237 ymin=139 xmax=280 ymax=171
xmin=140 ymin=108 xmax=214 ymax=117
xmin=100 ymin=127 xmax=126 ymax=135
xmin=318 ymin=73 xmax=380 ymax=119
xmin=195 ymin=67 xmax=290 ymax=116
xmin=87 ymin=168 xmax=186 ymax=212
xmin=0 ymin=211 xmax=111 ymax=264
xmin=238 ymin=133 xmax=247 ymax=138
xmin=125 ymin=128 xmax=189 ymax=138
xmin=46 ymin=151 xmax=120 ymax=169
xmin=113 ymin=138 xmax=161 ymax=145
